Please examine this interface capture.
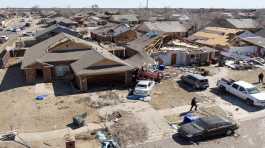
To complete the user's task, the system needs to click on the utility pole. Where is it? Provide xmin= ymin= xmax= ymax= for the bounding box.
xmin=146 ymin=0 xmax=149 ymax=8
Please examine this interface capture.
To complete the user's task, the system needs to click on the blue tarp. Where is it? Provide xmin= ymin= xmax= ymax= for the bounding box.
xmin=183 ymin=113 xmax=199 ymax=124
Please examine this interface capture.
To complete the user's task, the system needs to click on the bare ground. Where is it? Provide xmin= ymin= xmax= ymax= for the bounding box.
xmin=150 ymin=79 xmax=195 ymax=110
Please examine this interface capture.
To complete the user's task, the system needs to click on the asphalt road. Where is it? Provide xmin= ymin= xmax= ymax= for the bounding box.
xmin=130 ymin=116 xmax=265 ymax=148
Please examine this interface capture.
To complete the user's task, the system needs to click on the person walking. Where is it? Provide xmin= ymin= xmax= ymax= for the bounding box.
xmin=258 ymin=72 xmax=264 ymax=84
xmin=190 ymin=97 xmax=198 ymax=111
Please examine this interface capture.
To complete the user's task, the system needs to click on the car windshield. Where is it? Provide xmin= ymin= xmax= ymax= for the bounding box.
xmin=247 ymin=87 xmax=260 ymax=94
xmin=136 ymin=84 xmax=147 ymax=88
xmin=193 ymin=119 xmax=208 ymax=130
xmin=199 ymin=79 xmax=208 ymax=83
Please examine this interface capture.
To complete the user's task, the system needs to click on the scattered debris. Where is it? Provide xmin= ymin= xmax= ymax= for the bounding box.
xmin=108 ymin=111 xmax=148 ymax=147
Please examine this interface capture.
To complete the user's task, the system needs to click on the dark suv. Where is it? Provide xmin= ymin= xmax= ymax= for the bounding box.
xmin=181 ymin=73 xmax=209 ymax=90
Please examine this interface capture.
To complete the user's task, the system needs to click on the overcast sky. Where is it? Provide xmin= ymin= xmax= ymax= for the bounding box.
xmin=0 ymin=0 xmax=264 ymax=8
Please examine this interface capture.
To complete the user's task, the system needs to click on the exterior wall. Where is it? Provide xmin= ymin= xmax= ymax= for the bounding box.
xmin=154 ymin=50 xmax=187 ymax=66
xmin=226 ymin=46 xmax=258 ymax=56
xmin=24 ymin=68 xmax=36 ymax=83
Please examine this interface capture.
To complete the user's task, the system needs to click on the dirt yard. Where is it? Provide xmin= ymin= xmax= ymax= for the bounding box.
xmin=150 ymin=79 xmax=195 ymax=110
xmin=0 ymin=66 xmax=102 ymax=132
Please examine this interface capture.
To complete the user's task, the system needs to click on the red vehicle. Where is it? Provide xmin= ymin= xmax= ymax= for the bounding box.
xmin=137 ymin=70 xmax=163 ymax=82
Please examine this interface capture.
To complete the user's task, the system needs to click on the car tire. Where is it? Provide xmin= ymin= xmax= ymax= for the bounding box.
xmin=225 ymin=129 xmax=233 ymax=136
xmin=246 ymin=98 xmax=254 ymax=106
xmin=219 ymin=85 xmax=226 ymax=91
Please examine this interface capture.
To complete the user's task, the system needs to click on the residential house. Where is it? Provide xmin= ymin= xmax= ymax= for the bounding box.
xmin=137 ymin=21 xmax=195 ymax=38
xmin=21 ymin=33 xmax=153 ymax=91
xmin=188 ymin=27 xmax=244 ymax=49
xmin=55 ymin=17 xmax=79 ymax=28
xmin=189 ymin=27 xmax=264 ymax=58
xmin=109 ymin=14 xmax=139 ymax=24
xmin=91 ymin=24 xmax=137 ymax=44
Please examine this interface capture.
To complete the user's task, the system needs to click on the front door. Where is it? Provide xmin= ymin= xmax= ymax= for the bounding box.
xmin=171 ymin=54 xmax=176 ymax=65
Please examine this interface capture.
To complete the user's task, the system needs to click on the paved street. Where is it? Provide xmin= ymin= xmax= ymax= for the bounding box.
xmin=129 ymin=116 xmax=265 ymax=148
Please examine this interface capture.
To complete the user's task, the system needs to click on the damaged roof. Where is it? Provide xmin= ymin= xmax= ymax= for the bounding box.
xmin=188 ymin=27 xmax=243 ymax=47
xmin=137 ymin=21 xmax=189 ymax=33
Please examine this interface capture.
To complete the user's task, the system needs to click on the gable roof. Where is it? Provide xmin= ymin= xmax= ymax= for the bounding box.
xmin=137 ymin=21 xmax=189 ymax=33
xmin=22 ymin=33 xmax=76 ymax=69
xmin=188 ymin=27 xmax=243 ymax=47
xmin=71 ymin=48 xmax=134 ymax=76
xmin=226 ymin=19 xmax=258 ymax=29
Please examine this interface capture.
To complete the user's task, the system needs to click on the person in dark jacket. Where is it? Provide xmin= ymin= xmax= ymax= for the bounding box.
xmin=259 ymin=72 xmax=264 ymax=84
xmin=190 ymin=97 xmax=198 ymax=111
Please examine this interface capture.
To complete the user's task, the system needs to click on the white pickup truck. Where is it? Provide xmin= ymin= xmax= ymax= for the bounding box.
xmin=217 ymin=79 xmax=265 ymax=107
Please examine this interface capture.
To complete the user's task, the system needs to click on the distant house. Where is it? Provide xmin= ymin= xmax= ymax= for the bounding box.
xmin=55 ymin=17 xmax=79 ymax=28
xmin=109 ymin=14 xmax=139 ymax=24
xmin=91 ymin=24 xmax=137 ymax=43
xmin=21 ymin=33 xmax=152 ymax=91
xmin=188 ymin=27 xmax=244 ymax=48
xmin=208 ymin=18 xmax=260 ymax=32
xmin=34 ymin=24 xmax=81 ymax=43
xmin=235 ymin=34 xmax=265 ymax=57
xmin=189 ymin=27 xmax=265 ymax=57
xmin=137 ymin=21 xmax=195 ymax=37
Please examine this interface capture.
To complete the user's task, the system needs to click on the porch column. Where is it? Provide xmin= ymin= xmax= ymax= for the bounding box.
xmin=43 ymin=67 xmax=52 ymax=82
xmin=78 ymin=76 xmax=88 ymax=92
xmin=125 ymin=72 xmax=131 ymax=85
xmin=25 ymin=68 xmax=36 ymax=83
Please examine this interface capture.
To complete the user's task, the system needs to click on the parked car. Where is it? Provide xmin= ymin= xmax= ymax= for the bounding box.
xmin=178 ymin=116 xmax=238 ymax=141
xmin=181 ymin=73 xmax=209 ymax=90
xmin=137 ymin=69 xmax=163 ymax=82
xmin=133 ymin=80 xmax=155 ymax=96
xmin=0 ymin=35 xmax=8 ymax=43
xmin=217 ymin=79 xmax=265 ymax=107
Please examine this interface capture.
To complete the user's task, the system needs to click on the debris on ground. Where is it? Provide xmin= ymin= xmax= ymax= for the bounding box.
xmin=75 ymin=130 xmax=97 ymax=141
xmin=88 ymin=91 xmax=126 ymax=108
xmin=108 ymin=111 xmax=148 ymax=147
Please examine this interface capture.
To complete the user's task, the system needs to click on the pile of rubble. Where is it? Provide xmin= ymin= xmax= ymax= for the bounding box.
xmin=78 ymin=91 xmax=127 ymax=108
xmin=107 ymin=111 xmax=148 ymax=147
